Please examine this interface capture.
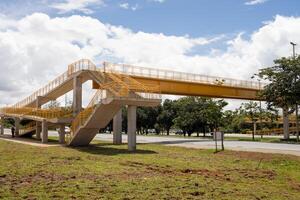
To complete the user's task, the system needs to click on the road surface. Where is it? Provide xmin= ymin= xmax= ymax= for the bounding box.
xmin=1 ymin=129 xmax=300 ymax=156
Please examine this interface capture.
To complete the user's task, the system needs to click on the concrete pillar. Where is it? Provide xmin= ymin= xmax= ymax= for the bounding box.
xmin=73 ymin=75 xmax=82 ymax=116
xmin=36 ymin=122 xmax=41 ymax=140
xmin=127 ymin=106 xmax=137 ymax=151
xmin=41 ymin=119 xmax=48 ymax=144
xmin=15 ymin=118 xmax=20 ymax=137
xmin=59 ymin=124 xmax=66 ymax=144
xmin=36 ymin=96 xmax=42 ymax=108
xmin=283 ymin=107 xmax=289 ymax=140
xmin=0 ymin=117 xmax=4 ymax=135
xmin=113 ymin=109 xmax=122 ymax=144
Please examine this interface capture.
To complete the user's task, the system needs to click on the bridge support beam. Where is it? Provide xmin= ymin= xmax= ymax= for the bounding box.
xmin=127 ymin=105 xmax=137 ymax=151
xmin=15 ymin=118 xmax=20 ymax=137
xmin=283 ymin=107 xmax=289 ymax=140
xmin=59 ymin=124 xmax=66 ymax=144
xmin=41 ymin=120 xmax=48 ymax=144
xmin=0 ymin=117 xmax=4 ymax=135
xmin=113 ymin=109 xmax=122 ymax=145
xmin=36 ymin=122 xmax=41 ymax=140
xmin=73 ymin=75 xmax=82 ymax=117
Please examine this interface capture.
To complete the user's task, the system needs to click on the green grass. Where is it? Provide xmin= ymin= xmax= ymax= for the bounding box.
xmin=0 ymin=139 xmax=299 ymax=200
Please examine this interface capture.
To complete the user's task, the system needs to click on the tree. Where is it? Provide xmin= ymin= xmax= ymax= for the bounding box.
xmin=157 ymin=99 xmax=176 ymax=135
xmin=257 ymin=56 xmax=300 ymax=140
xmin=240 ymin=102 xmax=260 ymax=140
xmin=173 ymin=97 xmax=227 ymax=137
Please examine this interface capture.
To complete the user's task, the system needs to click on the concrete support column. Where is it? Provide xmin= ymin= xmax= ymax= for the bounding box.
xmin=41 ymin=119 xmax=48 ymax=144
xmin=0 ymin=117 xmax=4 ymax=135
xmin=113 ymin=109 xmax=122 ymax=145
xmin=15 ymin=118 xmax=20 ymax=137
xmin=36 ymin=96 xmax=42 ymax=108
xmin=283 ymin=107 xmax=289 ymax=140
xmin=36 ymin=122 xmax=41 ymax=140
xmin=127 ymin=106 xmax=137 ymax=151
xmin=73 ymin=75 xmax=82 ymax=117
xmin=59 ymin=124 xmax=66 ymax=144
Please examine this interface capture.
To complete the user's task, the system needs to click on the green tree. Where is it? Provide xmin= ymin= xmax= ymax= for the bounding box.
xmin=240 ymin=101 xmax=260 ymax=140
xmin=157 ymin=99 xmax=176 ymax=135
xmin=257 ymin=56 xmax=300 ymax=140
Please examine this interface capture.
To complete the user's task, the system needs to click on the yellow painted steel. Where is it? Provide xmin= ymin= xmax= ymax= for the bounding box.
xmin=93 ymin=62 xmax=263 ymax=100
xmin=247 ymin=127 xmax=298 ymax=136
xmin=0 ymin=107 xmax=72 ymax=119
xmin=19 ymin=121 xmax=36 ymax=135
xmin=93 ymin=76 xmax=259 ymax=100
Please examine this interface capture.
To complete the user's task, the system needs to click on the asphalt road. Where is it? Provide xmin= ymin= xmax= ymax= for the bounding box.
xmin=3 ymin=129 xmax=300 ymax=156
xmin=93 ymin=133 xmax=300 ymax=156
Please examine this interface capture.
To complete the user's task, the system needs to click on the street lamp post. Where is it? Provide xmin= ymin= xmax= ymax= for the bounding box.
xmin=290 ymin=42 xmax=299 ymax=142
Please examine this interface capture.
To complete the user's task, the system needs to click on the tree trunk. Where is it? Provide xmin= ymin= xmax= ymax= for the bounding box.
xmin=167 ymin=129 xmax=170 ymax=136
xmin=253 ymin=121 xmax=256 ymax=141
xmin=283 ymin=107 xmax=290 ymax=140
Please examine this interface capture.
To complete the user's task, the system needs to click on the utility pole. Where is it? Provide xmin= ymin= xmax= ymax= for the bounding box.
xmin=290 ymin=42 xmax=299 ymax=142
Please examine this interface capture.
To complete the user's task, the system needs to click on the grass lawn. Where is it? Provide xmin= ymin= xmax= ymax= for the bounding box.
xmin=0 ymin=139 xmax=299 ymax=200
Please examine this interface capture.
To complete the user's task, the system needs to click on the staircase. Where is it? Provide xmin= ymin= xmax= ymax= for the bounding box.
xmin=19 ymin=121 xmax=37 ymax=137
xmin=67 ymin=70 xmax=161 ymax=146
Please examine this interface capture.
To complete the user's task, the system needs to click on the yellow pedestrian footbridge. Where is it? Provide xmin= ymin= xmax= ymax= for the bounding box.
xmin=0 ymin=59 xmax=264 ymax=150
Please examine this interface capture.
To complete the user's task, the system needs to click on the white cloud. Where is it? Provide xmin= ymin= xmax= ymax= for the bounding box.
xmin=119 ymin=2 xmax=139 ymax=11
xmin=119 ymin=3 xmax=129 ymax=9
xmin=50 ymin=0 xmax=104 ymax=14
xmin=0 ymin=13 xmax=299 ymax=109
xmin=245 ymin=0 xmax=268 ymax=5
xmin=150 ymin=0 xmax=166 ymax=3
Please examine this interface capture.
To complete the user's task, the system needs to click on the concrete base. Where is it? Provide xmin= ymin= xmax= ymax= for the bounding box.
xmin=127 ymin=105 xmax=137 ymax=151
xmin=41 ymin=120 xmax=48 ymax=144
xmin=15 ymin=118 xmax=20 ymax=137
xmin=36 ymin=122 xmax=41 ymax=140
xmin=59 ymin=125 xmax=66 ymax=144
xmin=113 ymin=109 xmax=122 ymax=145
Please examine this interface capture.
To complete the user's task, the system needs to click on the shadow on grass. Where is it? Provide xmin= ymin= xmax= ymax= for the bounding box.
xmin=70 ymin=143 xmax=158 ymax=156
xmin=148 ymin=139 xmax=212 ymax=145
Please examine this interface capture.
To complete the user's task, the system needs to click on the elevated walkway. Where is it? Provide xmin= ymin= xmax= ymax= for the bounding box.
xmin=0 ymin=58 xmax=269 ymax=150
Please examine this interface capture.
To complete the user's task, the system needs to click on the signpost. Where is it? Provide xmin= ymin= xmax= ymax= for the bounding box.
xmin=213 ymin=131 xmax=224 ymax=153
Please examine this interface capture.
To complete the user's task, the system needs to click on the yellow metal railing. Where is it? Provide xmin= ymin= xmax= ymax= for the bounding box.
xmin=0 ymin=107 xmax=72 ymax=119
xmin=67 ymin=90 xmax=106 ymax=143
xmin=246 ymin=127 xmax=298 ymax=135
xmin=103 ymin=62 xmax=266 ymax=90
xmin=13 ymin=59 xmax=97 ymax=108
xmin=19 ymin=121 xmax=36 ymax=135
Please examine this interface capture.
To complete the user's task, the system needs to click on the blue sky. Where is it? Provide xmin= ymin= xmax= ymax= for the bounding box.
xmin=1 ymin=0 xmax=299 ymax=37
xmin=0 ymin=0 xmax=300 ymax=108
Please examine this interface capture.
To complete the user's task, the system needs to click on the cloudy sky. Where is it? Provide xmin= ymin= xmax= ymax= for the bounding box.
xmin=0 ymin=0 xmax=299 ymax=109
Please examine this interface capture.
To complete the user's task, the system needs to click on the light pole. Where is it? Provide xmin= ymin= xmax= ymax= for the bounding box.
xmin=290 ymin=42 xmax=299 ymax=142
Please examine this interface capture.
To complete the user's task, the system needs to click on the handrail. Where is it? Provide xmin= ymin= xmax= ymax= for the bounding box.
xmin=103 ymin=62 xmax=267 ymax=90
xmin=19 ymin=121 xmax=36 ymax=135
xmin=13 ymin=59 xmax=97 ymax=108
xmin=0 ymin=107 xmax=72 ymax=119
xmin=69 ymin=90 xmax=106 ymax=141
